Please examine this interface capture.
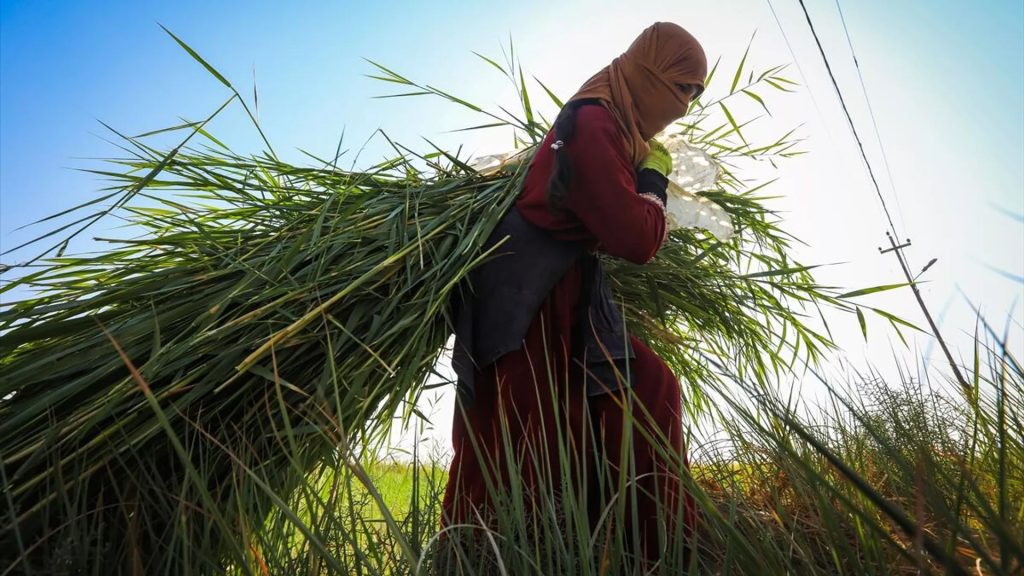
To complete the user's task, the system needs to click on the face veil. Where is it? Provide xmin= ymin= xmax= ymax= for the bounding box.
xmin=568 ymin=22 xmax=708 ymax=166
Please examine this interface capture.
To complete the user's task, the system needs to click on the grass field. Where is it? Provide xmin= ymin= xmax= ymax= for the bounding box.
xmin=250 ymin=339 xmax=1021 ymax=575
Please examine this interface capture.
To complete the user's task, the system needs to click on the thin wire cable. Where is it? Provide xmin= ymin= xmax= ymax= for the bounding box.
xmin=764 ymin=0 xmax=829 ymax=131
xmin=834 ymin=0 xmax=908 ymax=231
xmin=795 ymin=0 xmax=900 ymax=237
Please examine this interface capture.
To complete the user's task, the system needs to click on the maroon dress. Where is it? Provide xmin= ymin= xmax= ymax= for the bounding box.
xmin=441 ymin=104 xmax=694 ymax=560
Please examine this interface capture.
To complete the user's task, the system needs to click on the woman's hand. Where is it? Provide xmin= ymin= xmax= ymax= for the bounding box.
xmin=637 ymin=139 xmax=672 ymax=212
xmin=637 ymin=139 xmax=672 ymax=247
xmin=639 ymin=139 xmax=673 ymax=177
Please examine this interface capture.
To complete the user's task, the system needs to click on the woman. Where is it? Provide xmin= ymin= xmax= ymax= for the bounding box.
xmin=442 ymin=21 xmax=707 ymax=567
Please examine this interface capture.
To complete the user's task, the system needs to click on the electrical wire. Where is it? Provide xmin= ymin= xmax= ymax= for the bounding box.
xmin=795 ymin=0 xmax=901 ymax=237
xmin=833 ymin=0 xmax=908 ymax=232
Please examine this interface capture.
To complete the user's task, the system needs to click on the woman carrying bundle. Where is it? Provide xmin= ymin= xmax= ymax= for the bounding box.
xmin=443 ymin=21 xmax=708 ymax=569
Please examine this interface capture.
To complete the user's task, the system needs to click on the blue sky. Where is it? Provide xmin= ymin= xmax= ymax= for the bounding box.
xmin=2 ymin=1 xmax=1022 ymax=450
xmin=3 ymin=0 xmax=1021 ymax=246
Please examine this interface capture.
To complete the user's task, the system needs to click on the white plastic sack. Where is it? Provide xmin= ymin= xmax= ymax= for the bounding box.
xmin=659 ymin=132 xmax=733 ymax=241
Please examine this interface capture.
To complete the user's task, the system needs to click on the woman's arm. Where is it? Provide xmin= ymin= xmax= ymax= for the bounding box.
xmin=565 ymin=105 xmax=668 ymax=265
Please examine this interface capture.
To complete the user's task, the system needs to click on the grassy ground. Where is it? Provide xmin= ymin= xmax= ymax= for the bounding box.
xmin=249 ymin=345 xmax=1021 ymax=575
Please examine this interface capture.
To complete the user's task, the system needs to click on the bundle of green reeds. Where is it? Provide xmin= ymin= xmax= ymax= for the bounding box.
xmin=0 ymin=33 xmax=881 ymax=572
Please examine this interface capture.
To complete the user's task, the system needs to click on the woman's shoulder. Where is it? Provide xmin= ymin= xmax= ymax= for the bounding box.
xmin=571 ymin=103 xmax=628 ymax=159
xmin=574 ymin=102 xmax=617 ymax=130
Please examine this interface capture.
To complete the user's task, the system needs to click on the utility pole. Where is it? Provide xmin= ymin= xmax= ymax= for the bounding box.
xmin=879 ymin=232 xmax=971 ymax=393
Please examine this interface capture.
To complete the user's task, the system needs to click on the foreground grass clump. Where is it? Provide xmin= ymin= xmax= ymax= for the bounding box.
xmin=250 ymin=328 xmax=1020 ymax=575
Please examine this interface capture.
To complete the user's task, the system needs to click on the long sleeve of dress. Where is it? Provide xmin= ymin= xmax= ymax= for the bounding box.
xmin=564 ymin=105 xmax=667 ymax=265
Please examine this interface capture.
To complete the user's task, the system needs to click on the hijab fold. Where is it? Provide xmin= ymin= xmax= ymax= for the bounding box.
xmin=569 ymin=22 xmax=708 ymax=166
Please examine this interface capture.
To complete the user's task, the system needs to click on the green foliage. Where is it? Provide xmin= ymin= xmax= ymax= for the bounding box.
xmin=2 ymin=30 xmax=1008 ymax=576
xmin=218 ymin=316 xmax=1022 ymax=576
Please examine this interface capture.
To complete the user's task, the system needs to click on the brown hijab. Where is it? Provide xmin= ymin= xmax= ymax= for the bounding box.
xmin=569 ymin=22 xmax=708 ymax=166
